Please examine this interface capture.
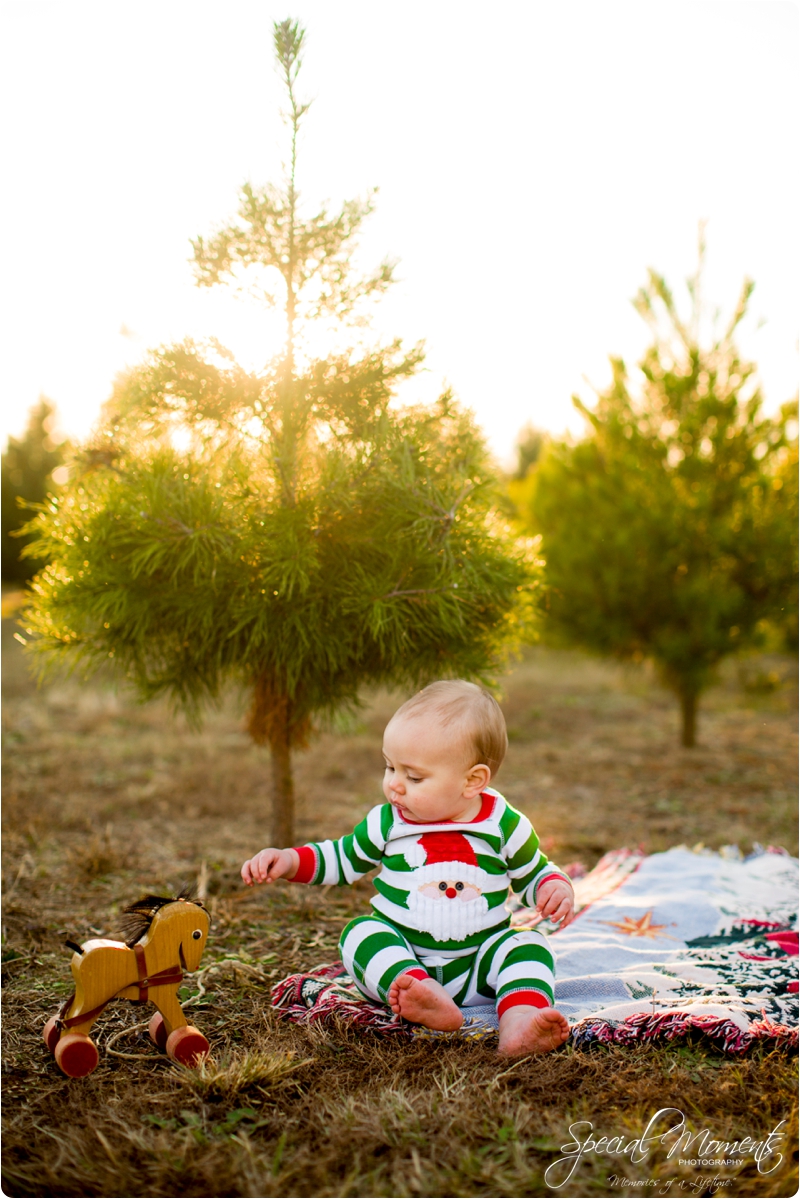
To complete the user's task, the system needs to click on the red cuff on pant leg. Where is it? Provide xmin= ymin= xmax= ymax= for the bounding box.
xmin=290 ymin=846 xmax=317 ymax=883
xmin=497 ymin=990 xmax=551 ymax=1017
xmin=404 ymin=968 xmax=430 ymax=982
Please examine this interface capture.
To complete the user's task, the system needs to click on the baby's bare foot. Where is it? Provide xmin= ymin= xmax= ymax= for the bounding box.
xmin=497 ymin=1006 xmax=570 ymax=1057
xmin=387 ymin=974 xmax=464 ymax=1031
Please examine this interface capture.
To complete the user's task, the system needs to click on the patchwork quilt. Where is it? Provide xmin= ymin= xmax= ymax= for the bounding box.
xmin=271 ymin=844 xmax=798 ymax=1053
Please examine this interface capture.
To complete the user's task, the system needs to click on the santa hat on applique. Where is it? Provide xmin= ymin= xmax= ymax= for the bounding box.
xmin=404 ymin=831 xmax=485 ymax=888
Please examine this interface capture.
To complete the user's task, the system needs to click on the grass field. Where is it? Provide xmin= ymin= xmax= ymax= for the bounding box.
xmin=2 ymin=608 xmax=797 ymax=1198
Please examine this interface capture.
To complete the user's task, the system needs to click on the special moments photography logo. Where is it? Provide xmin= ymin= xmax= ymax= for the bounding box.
xmin=544 ymin=1108 xmax=787 ymax=1191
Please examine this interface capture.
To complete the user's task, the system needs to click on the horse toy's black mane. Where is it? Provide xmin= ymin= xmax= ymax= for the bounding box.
xmin=115 ymin=884 xmax=203 ymax=947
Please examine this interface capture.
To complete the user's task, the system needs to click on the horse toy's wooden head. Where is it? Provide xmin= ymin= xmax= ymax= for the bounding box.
xmin=117 ymin=893 xmax=210 ymax=973
xmin=43 ymin=890 xmax=211 ymax=1078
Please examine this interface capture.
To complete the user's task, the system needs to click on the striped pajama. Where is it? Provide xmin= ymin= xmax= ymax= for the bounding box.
xmin=341 ymin=913 xmax=555 ymax=1017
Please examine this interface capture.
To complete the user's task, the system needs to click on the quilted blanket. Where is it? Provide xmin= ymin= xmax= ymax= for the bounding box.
xmin=270 ymin=844 xmax=798 ymax=1053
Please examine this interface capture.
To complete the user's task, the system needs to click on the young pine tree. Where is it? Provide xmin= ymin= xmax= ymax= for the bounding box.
xmin=19 ymin=21 xmax=533 ymax=844
xmin=522 ymin=239 xmax=797 ymax=747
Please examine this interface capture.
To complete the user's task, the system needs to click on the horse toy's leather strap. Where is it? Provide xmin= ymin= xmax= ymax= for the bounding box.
xmin=56 ymin=946 xmax=184 ymax=1029
xmin=58 ymin=995 xmax=109 ymax=1030
xmin=132 ymin=943 xmax=183 ymax=1001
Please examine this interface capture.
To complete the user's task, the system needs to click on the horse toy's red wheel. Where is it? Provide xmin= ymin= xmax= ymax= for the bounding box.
xmin=166 ymin=1026 xmax=209 ymax=1066
xmin=148 ymin=1011 xmax=169 ymax=1051
xmin=54 ymin=1033 xmax=99 ymax=1078
xmin=42 ymin=1015 xmax=61 ymax=1054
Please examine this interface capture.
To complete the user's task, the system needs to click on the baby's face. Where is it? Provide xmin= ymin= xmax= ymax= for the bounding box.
xmin=381 ymin=714 xmax=485 ymax=823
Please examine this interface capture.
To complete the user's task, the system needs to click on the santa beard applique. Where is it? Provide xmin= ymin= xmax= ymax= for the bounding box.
xmin=402 ymin=831 xmax=490 ymax=941
xmin=406 ymin=875 xmax=489 ymax=940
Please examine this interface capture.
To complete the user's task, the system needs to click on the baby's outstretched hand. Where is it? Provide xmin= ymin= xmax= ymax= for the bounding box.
xmin=241 ymin=847 xmax=299 ymax=887
xmin=535 ymin=878 xmax=575 ymax=928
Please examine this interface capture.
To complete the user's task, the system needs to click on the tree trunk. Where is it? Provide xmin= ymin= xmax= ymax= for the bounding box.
xmin=248 ymin=675 xmax=305 ymax=848
xmin=269 ymin=734 xmax=295 ymax=848
xmin=679 ymin=688 xmax=698 ymax=748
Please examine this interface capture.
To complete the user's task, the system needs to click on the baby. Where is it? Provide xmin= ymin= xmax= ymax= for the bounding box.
xmin=241 ymin=680 xmax=574 ymax=1056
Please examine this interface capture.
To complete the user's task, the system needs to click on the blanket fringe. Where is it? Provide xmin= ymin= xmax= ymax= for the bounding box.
xmin=571 ymin=1009 xmax=798 ymax=1054
xmin=271 ymin=963 xmax=411 ymax=1038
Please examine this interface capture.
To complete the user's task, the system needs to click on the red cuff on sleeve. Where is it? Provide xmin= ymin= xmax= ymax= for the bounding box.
xmin=535 ymin=871 xmax=572 ymax=896
xmin=291 ymin=846 xmax=317 ymax=884
xmin=497 ymin=990 xmax=551 ymax=1017
xmin=538 ymin=871 xmax=570 ymax=886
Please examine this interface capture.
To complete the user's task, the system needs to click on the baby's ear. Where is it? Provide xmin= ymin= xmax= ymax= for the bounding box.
xmin=465 ymin=763 xmax=492 ymax=794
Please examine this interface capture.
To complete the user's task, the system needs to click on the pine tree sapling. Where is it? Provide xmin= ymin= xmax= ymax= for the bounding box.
xmin=523 ymin=240 xmax=797 ymax=747
xmin=20 ymin=21 xmax=534 ymax=845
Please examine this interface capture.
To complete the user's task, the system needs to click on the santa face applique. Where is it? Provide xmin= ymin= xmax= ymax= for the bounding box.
xmin=403 ymin=831 xmax=490 ymax=941
xmin=418 ymin=880 xmax=482 ymax=901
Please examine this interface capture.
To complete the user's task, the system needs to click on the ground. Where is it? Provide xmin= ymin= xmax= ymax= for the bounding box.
xmin=1 ymin=607 xmax=797 ymax=1198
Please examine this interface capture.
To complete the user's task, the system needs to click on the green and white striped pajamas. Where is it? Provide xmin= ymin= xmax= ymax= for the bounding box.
xmin=340 ymin=914 xmax=556 ymax=1015
xmin=290 ymin=789 xmax=568 ymax=1017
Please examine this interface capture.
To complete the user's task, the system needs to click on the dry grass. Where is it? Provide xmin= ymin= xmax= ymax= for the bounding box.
xmin=2 ymin=611 xmax=797 ymax=1197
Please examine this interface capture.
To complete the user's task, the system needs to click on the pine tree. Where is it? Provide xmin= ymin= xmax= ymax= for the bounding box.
xmin=19 ymin=21 xmax=532 ymax=844
xmin=520 ymin=238 xmax=797 ymax=747
xmin=2 ymin=398 xmax=67 ymax=584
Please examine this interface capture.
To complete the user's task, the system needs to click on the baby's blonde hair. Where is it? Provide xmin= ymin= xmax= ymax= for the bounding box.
xmin=391 ymin=680 xmax=507 ymax=778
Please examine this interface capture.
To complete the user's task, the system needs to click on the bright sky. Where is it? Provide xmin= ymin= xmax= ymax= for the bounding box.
xmin=1 ymin=1 xmax=797 ymax=465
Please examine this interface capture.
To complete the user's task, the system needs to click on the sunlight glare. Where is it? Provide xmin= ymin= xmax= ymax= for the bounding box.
xmin=169 ymin=425 xmax=193 ymax=454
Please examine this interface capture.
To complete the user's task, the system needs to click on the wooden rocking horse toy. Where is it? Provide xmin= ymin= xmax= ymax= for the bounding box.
xmin=43 ymin=890 xmax=210 ymax=1077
